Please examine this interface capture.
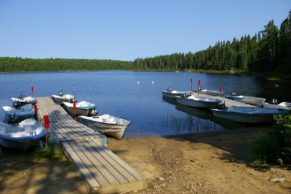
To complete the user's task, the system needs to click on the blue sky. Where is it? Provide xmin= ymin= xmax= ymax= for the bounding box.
xmin=0 ymin=0 xmax=289 ymax=60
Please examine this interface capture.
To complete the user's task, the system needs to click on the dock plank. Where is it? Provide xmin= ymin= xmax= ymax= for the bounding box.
xmin=37 ymin=97 xmax=144 ymax=193
xmin=62 ymin=142 xmax=101 ymax=188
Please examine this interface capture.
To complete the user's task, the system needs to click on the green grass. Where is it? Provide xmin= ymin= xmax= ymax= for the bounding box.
xmin=34 ymin=143 xmax=64 ymax=159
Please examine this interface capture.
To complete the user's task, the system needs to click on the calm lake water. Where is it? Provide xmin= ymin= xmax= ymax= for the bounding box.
xmin=0 ymin=71 xmax=290 ymax=137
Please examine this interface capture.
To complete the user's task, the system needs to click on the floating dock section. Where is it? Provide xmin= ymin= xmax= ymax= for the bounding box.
xmin=37 ymin=97 xmax=144 ymax=193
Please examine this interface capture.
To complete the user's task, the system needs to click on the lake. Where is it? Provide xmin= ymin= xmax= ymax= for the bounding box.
xmin=0 ymin=71 xmax=290 ymax=137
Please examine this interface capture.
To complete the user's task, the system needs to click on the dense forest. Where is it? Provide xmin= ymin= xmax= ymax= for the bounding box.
xmin=0 ymin=58 xmax=132 ymax=72
xmin=0 ymin=10 xmax=290 ymax=79
xmin=133 ymin=10 xmax=291 ymax=79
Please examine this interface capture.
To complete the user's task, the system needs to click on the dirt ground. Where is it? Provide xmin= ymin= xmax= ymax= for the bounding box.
xmin=0 ymin=150 xmax=88 ymax=194
xmin=108 ymin=128 xmax=291 ymax=194
xmin=0 ymin=128 xmax=290 ymax=194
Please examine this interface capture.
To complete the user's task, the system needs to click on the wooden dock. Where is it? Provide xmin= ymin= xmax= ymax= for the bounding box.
xmin=192 ymin=92 xmax=254 ymax=108
xmin=37 ymin=97 xmax=144 ymax=193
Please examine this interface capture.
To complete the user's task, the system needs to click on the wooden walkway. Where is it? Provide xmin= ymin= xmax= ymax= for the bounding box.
xmin=192 ymin=92 xmax=254 ymax=108
xmin=37 ymin=97 xmax=144 ymax=193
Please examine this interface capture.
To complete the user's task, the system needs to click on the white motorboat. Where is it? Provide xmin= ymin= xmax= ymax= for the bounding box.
xmin=227 ymin=95 xmax=265 ymax=106
xmin=200 ymin=89 xmax=223 ymax=96
xmin=63 ymin=101 xmax=97 ymax=116
xmin=78 ymin=114 xmax=130 ymax=139
xmin=176 ymin=95 xmax=222 ymax=109
xmin=51 ymin=92 xmax=75 ymax=104
xmin=11 ymin=96 xmax=37 ymax=108
xmin=0 ymin=118 xmax=46 ymax=150
xmin=262 ymin=102 xmax=291 ymax=110
xmin=211 ymin=106 xmax=288 ymax=124
xmin=162 ymin=88 xmax=193 ymax=99
xmin=2 ymin=104 xmax=35 ymax=123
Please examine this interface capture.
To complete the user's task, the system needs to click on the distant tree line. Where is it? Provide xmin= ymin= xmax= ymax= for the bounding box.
xmin=0 ymin=58 xmax=132 ymax=72
xmin=0 ymin=10 xmax=290 ymax=78
xmin=133 ymin=10 xmax=291 ymax=78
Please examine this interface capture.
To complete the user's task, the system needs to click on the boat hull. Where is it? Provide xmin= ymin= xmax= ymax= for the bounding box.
xmin=177 ymin=97 xmax=221 ymax=109
xmin=4 ymin=112 xmax=35 ymax=123
xmin=51 ymin=97 xmax=69 ymax=105
xmin=0 ymin=136 xmax=43 ymax=151
xmin=65 ymin=106 xmax=96 ymax=116
xmin=200 ymin=89 xmax=222 ymax=96
xmin=78 ymin=117 xmax=127 ymax=139
xmin=162 ymin=92 xmax=186 ymax=99
xmin=51 ymin=95 xmax=75 ymax=105
xmin=229 ymin=96 xmax=266 ymax=106
xmin=211 ymin=108 xmax=287 ymax=124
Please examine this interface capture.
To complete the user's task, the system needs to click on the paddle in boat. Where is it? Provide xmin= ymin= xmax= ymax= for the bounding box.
xmin=0 ymin=118 xmax=46 ymax=151
xmin=162 ymin=88 xmax=193 ymax=99
xmin=63 ymin=101 xmax=97 ymax=116
xmin=2 ymin=104 xmax=35 ymax=123
xmin=78 ymin=114 xmax=131 ymax=139
xmin=51 ymin=92 xmax=76 ymax=105
xmin=176 ymin=95 xmax=222 ymax=109
xmin=211 ymin=106 xmax=288 ymax=124
xmin=11 ymin=95 xmax=37 ymax=108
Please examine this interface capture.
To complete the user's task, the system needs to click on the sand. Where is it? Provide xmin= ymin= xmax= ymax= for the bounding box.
xmin=108 ymin=128 xmax=291 ymax=194
xmin=0 ymin=127 xmax=290 ymax=194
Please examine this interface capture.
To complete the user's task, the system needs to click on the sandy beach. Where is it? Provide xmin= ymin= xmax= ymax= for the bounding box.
xmin=0 ymin=128 xmax=290 ymax=194
xmin=108 ymin=128 xmax=291 ymax=194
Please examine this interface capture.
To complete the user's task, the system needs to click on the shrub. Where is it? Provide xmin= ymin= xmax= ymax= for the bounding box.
xmin=252 ymin=113 xmax=291 ymax=165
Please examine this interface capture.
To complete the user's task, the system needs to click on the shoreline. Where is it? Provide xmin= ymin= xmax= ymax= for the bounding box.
xmin=2 ymin=128 xmax=290 ymax=193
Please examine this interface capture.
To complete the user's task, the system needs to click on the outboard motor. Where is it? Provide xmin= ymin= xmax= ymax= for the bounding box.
xmin=272 ymin=98 xmax=278 ymax=104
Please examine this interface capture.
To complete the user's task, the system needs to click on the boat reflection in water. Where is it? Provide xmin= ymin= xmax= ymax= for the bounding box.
xmin=162 ymin=96 xmax=178 ymax=105
xmin=161 ymin=112 xmax=224 ymax=135
xmin=175 ymin=104 xmax=212 ymax=121
xmin=163 ymin=96 xmax=244 ymax=131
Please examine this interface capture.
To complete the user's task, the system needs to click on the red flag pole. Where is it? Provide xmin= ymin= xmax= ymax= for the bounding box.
xmin=73 ymin=102 xmax=77 ymax=119
xmin=34 ymin=103 xmax=38 ymax=120
xmin=44 ymin=115 xmax=49 ymax=147
xmin=219 ymin=84 xmax=222 ymax=95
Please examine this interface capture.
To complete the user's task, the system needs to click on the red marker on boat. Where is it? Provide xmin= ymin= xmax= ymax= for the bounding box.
xmin=219 ymin=85 xmax=222 ymax=94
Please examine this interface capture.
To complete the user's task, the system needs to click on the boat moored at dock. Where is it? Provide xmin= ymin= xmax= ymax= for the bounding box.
xmin=262 ymin=101 xmax=291 ymax=110
xmin=162 ymin=88 xmax=193 ymax=99
xmin=2 ymin=104 xmax=35 ymax=123
xmin=78 ymin=114 xmax=131 ymax=139
xmin=226 ymin=95 xmax=266 ymax=106
xmin=11 ymin=96 xmax=37 ymax=108
xmin=63 ymin=101 xmax=97 ymax=116
xmin=211 ymin=106 xmax=288 ymax=124
xmin=51 ymin=92 xmax=75 ymax=104
xmin=176 ymin=95 xmax=222 ymax=109
xmin=0 ymin=118 xmax=46 ymax=150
